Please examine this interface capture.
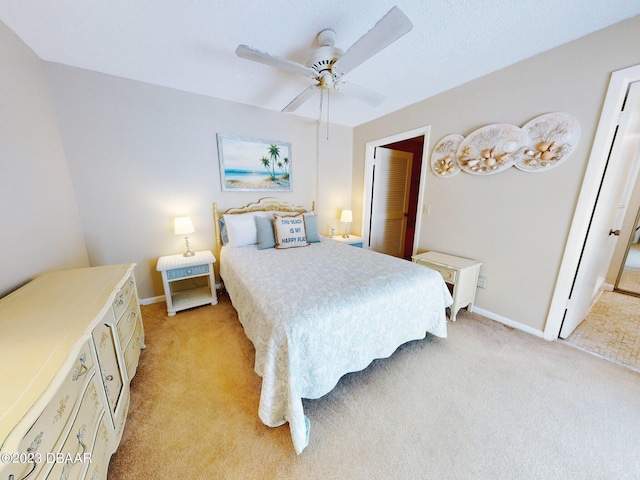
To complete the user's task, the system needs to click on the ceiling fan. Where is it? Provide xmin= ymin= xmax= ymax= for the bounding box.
xmin=235 ymin=6 xmax=413 ymax=113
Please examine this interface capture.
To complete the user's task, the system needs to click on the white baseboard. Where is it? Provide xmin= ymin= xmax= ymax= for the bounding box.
xmin=472 ymin=307 xmax=544 ymax=338
xmin=140 ymin=295 xmax=165 ymax=305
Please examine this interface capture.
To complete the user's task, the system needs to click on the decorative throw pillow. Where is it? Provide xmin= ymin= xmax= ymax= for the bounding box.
xmin=223 ymin=211 xmax=276 ymax=247
xmin=303 ymin=213 xmax=320 ymax=243
xmin=273 ymin=213 xmax=309 ymax=249
xmin=218 ymin=218 xmax=229 ymax=245
xmin=223 ymin=213 xmax=258 ymax=247
xmin=255 ymin=215 xmax=276 ymax=249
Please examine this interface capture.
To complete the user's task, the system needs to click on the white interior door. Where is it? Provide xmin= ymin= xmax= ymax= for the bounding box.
xmin=369 ymin=147 xmax=412 ymax=257
xmin=559 ymin=80 xmax=640 ymax=338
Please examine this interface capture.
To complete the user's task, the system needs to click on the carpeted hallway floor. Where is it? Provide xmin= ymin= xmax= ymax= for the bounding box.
xmin=108 ymin=293 xmax=640 ymax=479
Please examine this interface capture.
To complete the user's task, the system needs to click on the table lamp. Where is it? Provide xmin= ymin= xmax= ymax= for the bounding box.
xmin=340 ymin=210 xmax=352 ymax=238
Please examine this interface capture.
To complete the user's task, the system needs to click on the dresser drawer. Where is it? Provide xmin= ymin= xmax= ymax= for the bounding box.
xmin=415 ymin=259 xmax=457 ymax=283
xmin=112 ymin=387 xmax=131 ymax=448
xmin=116 ymin=294 xmax=140 ymax=348
xmin=123 ymin=317 xmax=144 ymax=380
xmin=166 ymin=264 xmax=209 ymax=280
xmin=45 ymin=374 xmax=105 ymax=480
xmin=82 ymin=412 xmax=111 ymax=480
xmin=92 ymin=321 xmax=124 ymax=415
xmin=111 ymin=274 xmax=136 ymax=321
xmin=2 ymin=341 xmax=97 ymax=479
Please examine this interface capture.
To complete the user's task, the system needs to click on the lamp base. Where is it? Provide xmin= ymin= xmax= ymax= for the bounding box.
xmin=183 ymin=235 xmax=195 ymax=257
xmin=341 ymin=220 xmax=351 ymax=239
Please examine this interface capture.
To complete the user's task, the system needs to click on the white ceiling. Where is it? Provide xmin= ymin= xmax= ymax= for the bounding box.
xmin=1 ymin=1 xmax=639 ymax=127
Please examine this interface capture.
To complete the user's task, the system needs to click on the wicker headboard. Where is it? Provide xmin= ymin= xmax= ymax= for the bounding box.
xmin=212 ymin=197 xmax=315 ymax=283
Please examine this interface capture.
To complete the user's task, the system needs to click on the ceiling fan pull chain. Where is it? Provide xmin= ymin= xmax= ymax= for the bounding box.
xmin=315 ymin=88 xmax=324 ymax=214
xmin=316 ymin=88 xmax=323 ymax=174
xmin=317 ymin=86 xmax=324 ymax=144
xmin=318 ymin=86 xmax=324 ymax=124
xmin=326 ymin=88 xmax=330 ymax=140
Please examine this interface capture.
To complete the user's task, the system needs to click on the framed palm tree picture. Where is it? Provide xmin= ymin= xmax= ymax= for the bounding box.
xmin=217 ymin=134 xmax=292 ymax=191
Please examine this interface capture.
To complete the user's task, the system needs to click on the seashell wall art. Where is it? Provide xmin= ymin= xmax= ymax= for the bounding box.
xmin=431 ymin=113 xmax=580 ymax=177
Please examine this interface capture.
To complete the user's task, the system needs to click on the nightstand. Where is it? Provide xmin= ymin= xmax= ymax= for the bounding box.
xmin=331 ymin=235 xmax=363 ymax=248
xmin=412 ymin=251 xmax=482 ymax=322
xmin=156 ymin=250 xmax=218 ymax=316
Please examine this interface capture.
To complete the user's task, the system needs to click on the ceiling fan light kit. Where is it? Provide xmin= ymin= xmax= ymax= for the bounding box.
xmin=235 ymin=6 xmax=413 ymax=115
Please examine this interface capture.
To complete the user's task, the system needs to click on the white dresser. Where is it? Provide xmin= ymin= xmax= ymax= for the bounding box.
xmin=0 ymin=264 xmax=144 ymax=480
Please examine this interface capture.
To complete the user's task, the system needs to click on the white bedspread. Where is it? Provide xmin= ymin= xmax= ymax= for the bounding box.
xmin=220 ymin=238 xmax=452 ymax=454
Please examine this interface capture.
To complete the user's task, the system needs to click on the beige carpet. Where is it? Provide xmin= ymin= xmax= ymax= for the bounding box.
xmin=108 ymin=294 xmax=640 ymax=479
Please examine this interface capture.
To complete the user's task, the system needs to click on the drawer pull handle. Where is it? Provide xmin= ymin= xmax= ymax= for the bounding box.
xmin=60 ymin=425 xmax=86 ymax=479
xmin=105 ymin=374 xmax=114 ymax=381
xmin=77 ymin=425 xmax=87 ymax=456
xmin=113 ymin=293 xmax=125 ymax=307
xmin=18 ymin=432 xmax=43 ymax=480
xmin=72 ymin=354 xmax=88 ymax=381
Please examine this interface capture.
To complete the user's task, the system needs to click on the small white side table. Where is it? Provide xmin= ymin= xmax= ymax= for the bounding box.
xmin=156 ymin=250 xmax=218 ymax=316
xmin=331 ymin=235 xmax=363 ymax=248
xmin=412 ymin=251 xmax=482 ymax=322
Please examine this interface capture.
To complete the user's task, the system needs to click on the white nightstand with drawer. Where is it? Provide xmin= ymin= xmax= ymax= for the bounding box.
xmin=412 ymin=251 xmax=482 ymax=322
xmin=156 ymin=250 xmax=217 ymax=316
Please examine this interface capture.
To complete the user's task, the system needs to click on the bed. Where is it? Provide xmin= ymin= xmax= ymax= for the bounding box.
xmin=213 ymin=198 xmax=452 ymax=454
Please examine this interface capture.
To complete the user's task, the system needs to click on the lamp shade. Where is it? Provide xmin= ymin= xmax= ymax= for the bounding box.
xmin=174 ymin=216 xmax=195 ymax=235
xmin=340 ymin=210 xmax=353 ymax=223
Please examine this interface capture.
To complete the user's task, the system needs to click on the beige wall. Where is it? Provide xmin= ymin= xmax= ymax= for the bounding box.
xmin=353 ymin=15 xmax=640 ymax=332
xmin=0 ymin=21 xmax=88 ymax=297
xmin=4 ymin=12 xmax=639 ymax=332
xmin=43 ymin=64 xmax=353 ymax=300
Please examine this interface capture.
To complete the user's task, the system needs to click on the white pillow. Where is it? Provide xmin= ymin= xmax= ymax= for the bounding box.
xmin=223 ymin=211 xmax=275 ymax=247
xmin=274 ymin=213 xmax=309 ymax=249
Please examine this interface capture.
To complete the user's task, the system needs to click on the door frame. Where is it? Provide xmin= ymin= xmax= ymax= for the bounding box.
xmin=544 ymin=64 xmax=640 ymax=341
xmin=361 ymin=126 xmax=430 ymax=252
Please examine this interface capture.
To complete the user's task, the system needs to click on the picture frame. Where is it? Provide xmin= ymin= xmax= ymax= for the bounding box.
xmin=217 ymin=134 xmax=292 ymax=191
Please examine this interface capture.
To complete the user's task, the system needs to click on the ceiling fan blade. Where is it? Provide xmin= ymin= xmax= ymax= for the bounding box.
xmin=334 ymin=80 xmax=385 ymax=107
xmin=236 ymin=45 xmax=317 ymax=78
xmin=332 ymin=6 xmax=413 ymax=77
xmin=282 ymin=85 xmax=320 ymax=112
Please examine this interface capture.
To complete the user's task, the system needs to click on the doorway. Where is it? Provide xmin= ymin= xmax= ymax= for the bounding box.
xmin=369 ymin=147 xmax=414 ymax=258
xmin=559 ymin=75 xmax=640 ymax=369
xmin=616 ymin=209 xmax=640 ymax=294
xmin=544 ymin=65 xmax=640 ymax=342
xmin=613 ymin=174 xmax=640 ymax=296
xmin=362 ymin=126 xmax=430 ymax=259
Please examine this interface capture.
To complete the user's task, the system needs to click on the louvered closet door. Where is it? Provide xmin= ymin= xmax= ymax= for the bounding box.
xmin=369 ymin=147 xmax=413 ymax=257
